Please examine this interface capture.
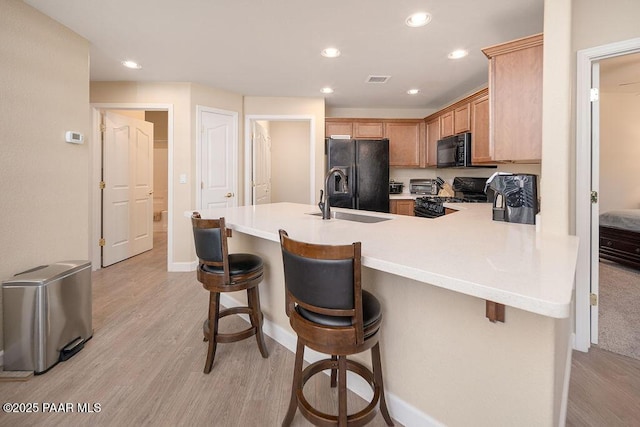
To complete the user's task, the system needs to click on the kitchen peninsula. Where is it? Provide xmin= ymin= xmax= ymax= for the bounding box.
xmin=193 ymin=203 xmax=578 ymax=426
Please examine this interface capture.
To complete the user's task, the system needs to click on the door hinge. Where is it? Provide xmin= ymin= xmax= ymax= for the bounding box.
xmin=99 ymin=181 xmax=106 ymax=190
xmin=590 ymin=293 xmax=598 ymax=306
xmin=98 ymin=238 xmax=105 ymax=247
xmin=590 ymin=88 xmax=599 ymax=102
xmin=100 ymin=123 xmax=106 ymax=132
xmin=591 ymin=191 xmax=598 ymax=204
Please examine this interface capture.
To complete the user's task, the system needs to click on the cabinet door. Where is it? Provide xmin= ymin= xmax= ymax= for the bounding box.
xmin=354 ymin=121 xmax=384 ymax=138
xmin=326 ymin=121 xmax=353 ymax=138
xmin=440 ymin=111 xmax=454 ymax=137
xmin=396 ymin=199 xmax=415 ymax=216
xmin=454 ymin=103 xmax=470 ymax=134
xmin=425 ymin=117 xmax=440 ymax=167
xmin=384 ymin=121 xmax=422 ymax=167
xmin=471 ymin=95 xmax=492 ymax=163
xmin=484 ymin=34 xmax=543 ymax=162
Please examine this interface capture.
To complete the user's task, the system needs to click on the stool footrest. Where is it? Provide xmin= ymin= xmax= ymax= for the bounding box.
xmin=297 ymin=357 xmax=380 ymax=427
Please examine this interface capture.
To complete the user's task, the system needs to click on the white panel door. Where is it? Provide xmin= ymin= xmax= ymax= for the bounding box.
xmin=200 ymin=109 xmax=237 ymax=209
xmin=102 ymin=112 xmax=154 ymax=267
xmin=252 ymin=121 xmax=271 ymax=205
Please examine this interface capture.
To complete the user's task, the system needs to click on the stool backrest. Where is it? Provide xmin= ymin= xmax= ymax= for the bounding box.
xmin=279 ymin=229 xmax=364 ymax=343
xmin=191 ymin=212 xmax=231 ymax=282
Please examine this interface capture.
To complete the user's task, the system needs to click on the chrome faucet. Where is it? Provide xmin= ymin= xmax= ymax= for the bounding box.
xmin=318 ymin=167 xmax=348 ymax=220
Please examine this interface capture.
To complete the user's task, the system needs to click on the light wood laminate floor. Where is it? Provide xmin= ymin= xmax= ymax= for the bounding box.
xmin=1 ymin=233 xmax=638 ymax=426
xmin=0 ymin=233 xmax=395 ymax=426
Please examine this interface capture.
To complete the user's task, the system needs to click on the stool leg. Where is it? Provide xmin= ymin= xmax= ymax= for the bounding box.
xmin=282 ymin=339 xmax=304 ymax=427
xmin=203 ymin=292 xmax=221 ymax=374
xmin=330 ymin=355 xmax=338 ymax=387
xmin=338 ymin=355 xmax=348 ymax=427
xmin=248 ymin=287 xmax=269 ymax=358
xmin=372 ymin=342 xmax=394 ymax=426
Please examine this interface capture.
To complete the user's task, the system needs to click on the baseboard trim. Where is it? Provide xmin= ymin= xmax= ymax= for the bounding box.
xmin=169 ymin=261 xmax=197 ymax=272
xmin=219 ymin=294 xmax=443 ymax=427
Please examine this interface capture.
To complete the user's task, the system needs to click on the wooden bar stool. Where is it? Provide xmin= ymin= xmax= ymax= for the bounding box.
xmin=191 ymin=212 xmax=269 ymax=373
xmin=279 ymin=229 xmax=393 ymax=427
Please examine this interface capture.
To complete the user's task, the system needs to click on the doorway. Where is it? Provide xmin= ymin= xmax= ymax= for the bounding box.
xmin=575 ymin=38 xmax=640 ymax=352
xmin=244 ymin=115 xmax=315 ymax=206
xmin=91 ymin=104 xmax=173 ymax=270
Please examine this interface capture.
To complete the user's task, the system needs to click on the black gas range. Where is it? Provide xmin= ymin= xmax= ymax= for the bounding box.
xmin=413 ymin=177 xmax=493 ymax=218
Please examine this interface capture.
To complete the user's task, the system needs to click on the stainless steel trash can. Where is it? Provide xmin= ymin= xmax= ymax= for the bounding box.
xmin=2 ymin=260 xmax=93 ymax=374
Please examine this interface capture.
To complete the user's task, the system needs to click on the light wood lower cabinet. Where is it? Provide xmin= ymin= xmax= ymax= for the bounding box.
xmin=390 ymin=199 xmax=415 ymax=216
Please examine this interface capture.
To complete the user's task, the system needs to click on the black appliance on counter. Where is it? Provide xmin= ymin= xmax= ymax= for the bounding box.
xmin=326 ymin=138 xmax=390 ymax=213
xmin=485 ymin=173 xmax=539 ymax=224
xmin=389 ymin=180 xmax=404 ymax=194
xmin=414 ymin=177 xmax=494 ymax=218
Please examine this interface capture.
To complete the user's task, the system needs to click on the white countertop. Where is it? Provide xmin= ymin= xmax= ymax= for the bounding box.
xmin=389 ymin=192 xmax=422 ymax=200
xmin=192 ymin=203 xmax=578 ymax=319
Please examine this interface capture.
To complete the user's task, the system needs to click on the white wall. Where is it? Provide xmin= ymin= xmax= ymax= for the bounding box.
xmin=0 ymin=0 xmax=90 ymax=351
xmin=599 ymin=91 xmax=640 ymax=212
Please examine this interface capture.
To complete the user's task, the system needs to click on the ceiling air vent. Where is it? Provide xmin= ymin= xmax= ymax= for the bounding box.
xmin=366 ymin=75 xmax=391 ymax=84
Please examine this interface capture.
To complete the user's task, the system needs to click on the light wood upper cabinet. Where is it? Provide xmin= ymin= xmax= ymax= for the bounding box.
xmin=440 ymin=111 xmax=454 ymax=137
xmin=325 ymin=118 xmax=425 ymax=168
xmin=425 ymin=117 xmax=440 ymax=167
xmin=470 ymin=94 xmax=491 ymax=164
xmin=384 ymin=120 xmax=423 ymax=167
xmin=354 ymin=121 xmax=384 ymax=138
xmin=325 ymin=120 xmax=353 ymax=138
xmin=454 ymin=103 xmax=471 ymax=134
xmin=483 ymin=33 xmax=543 ymax=163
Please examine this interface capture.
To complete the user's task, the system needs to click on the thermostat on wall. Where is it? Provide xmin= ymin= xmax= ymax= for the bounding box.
xmin=65 ymin=131 xmax=84 ymax=144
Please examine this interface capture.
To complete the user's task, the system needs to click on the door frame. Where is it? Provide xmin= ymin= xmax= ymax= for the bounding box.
xmin=195 ymin=105 xmax=239 ymax=210
xmin=574 ymin=37 xmax=640 ymax=352
xmin=243 ymin=115 xmax=315 ymax=206
xmin=90 ymin=103 xmax=174 ymax=271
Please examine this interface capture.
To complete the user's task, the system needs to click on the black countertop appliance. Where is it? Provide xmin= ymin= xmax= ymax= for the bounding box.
xmin=414 ymin=177 xmax=493 ymax=218
xmin=326 ymin=138 xmax=389 ymax=213
xmin=485 ymin=173 xmax=539 ymax=224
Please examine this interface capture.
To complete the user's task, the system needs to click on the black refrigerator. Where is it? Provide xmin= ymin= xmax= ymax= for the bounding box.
xmin=325 ymin=138 xmax=390 ymax=213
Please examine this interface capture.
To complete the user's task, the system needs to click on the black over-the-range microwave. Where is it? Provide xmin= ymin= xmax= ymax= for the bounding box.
xmin=436 ymin=133 xmax=472 ymax=168
xmin=436 ymin=133 xmax=495 ymax=168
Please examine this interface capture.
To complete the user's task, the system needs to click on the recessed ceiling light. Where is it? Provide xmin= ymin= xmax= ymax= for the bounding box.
xmin=320 ymin=87 xmax=334 ymax=94
xmin=406 ymin=12 xmax=431 ymax=27
xmin=407 ymin=89 xmax=420 ymax=95
xmin=447 ymin=49 xmax=468 ymax=59
xmin=321 ymin=48 xmax=341 ymax=58
xmin=121 ymin=60 xmax=142 ymax=69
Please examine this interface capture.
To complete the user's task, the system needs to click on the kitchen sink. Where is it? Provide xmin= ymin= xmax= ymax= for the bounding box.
xmin=307 ymin=211 xmax=391 ymax=223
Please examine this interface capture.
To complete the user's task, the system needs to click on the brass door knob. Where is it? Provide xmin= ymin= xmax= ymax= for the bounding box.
xmin=225 ymin=192 xmax=234 ymax=198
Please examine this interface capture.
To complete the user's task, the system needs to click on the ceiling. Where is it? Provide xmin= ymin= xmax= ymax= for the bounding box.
xmin=24 ymin=0 xmax=545 ymax=110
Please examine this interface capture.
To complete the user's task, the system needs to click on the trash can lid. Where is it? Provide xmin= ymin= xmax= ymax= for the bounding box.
xmin=2 ymin=260 xmax=91 ymax=287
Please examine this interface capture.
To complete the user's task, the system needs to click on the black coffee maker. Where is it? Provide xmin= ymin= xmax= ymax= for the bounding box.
xmin=485 ymin=173 xmax=539 ymax=225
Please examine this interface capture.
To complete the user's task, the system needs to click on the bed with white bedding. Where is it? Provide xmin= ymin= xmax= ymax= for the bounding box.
xmin=599 ymin=209 xmax=640 ymax=270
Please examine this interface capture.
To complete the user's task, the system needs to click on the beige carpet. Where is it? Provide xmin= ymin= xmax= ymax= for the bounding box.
xmin=598 ymin=260 xmax=640 ymax=360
